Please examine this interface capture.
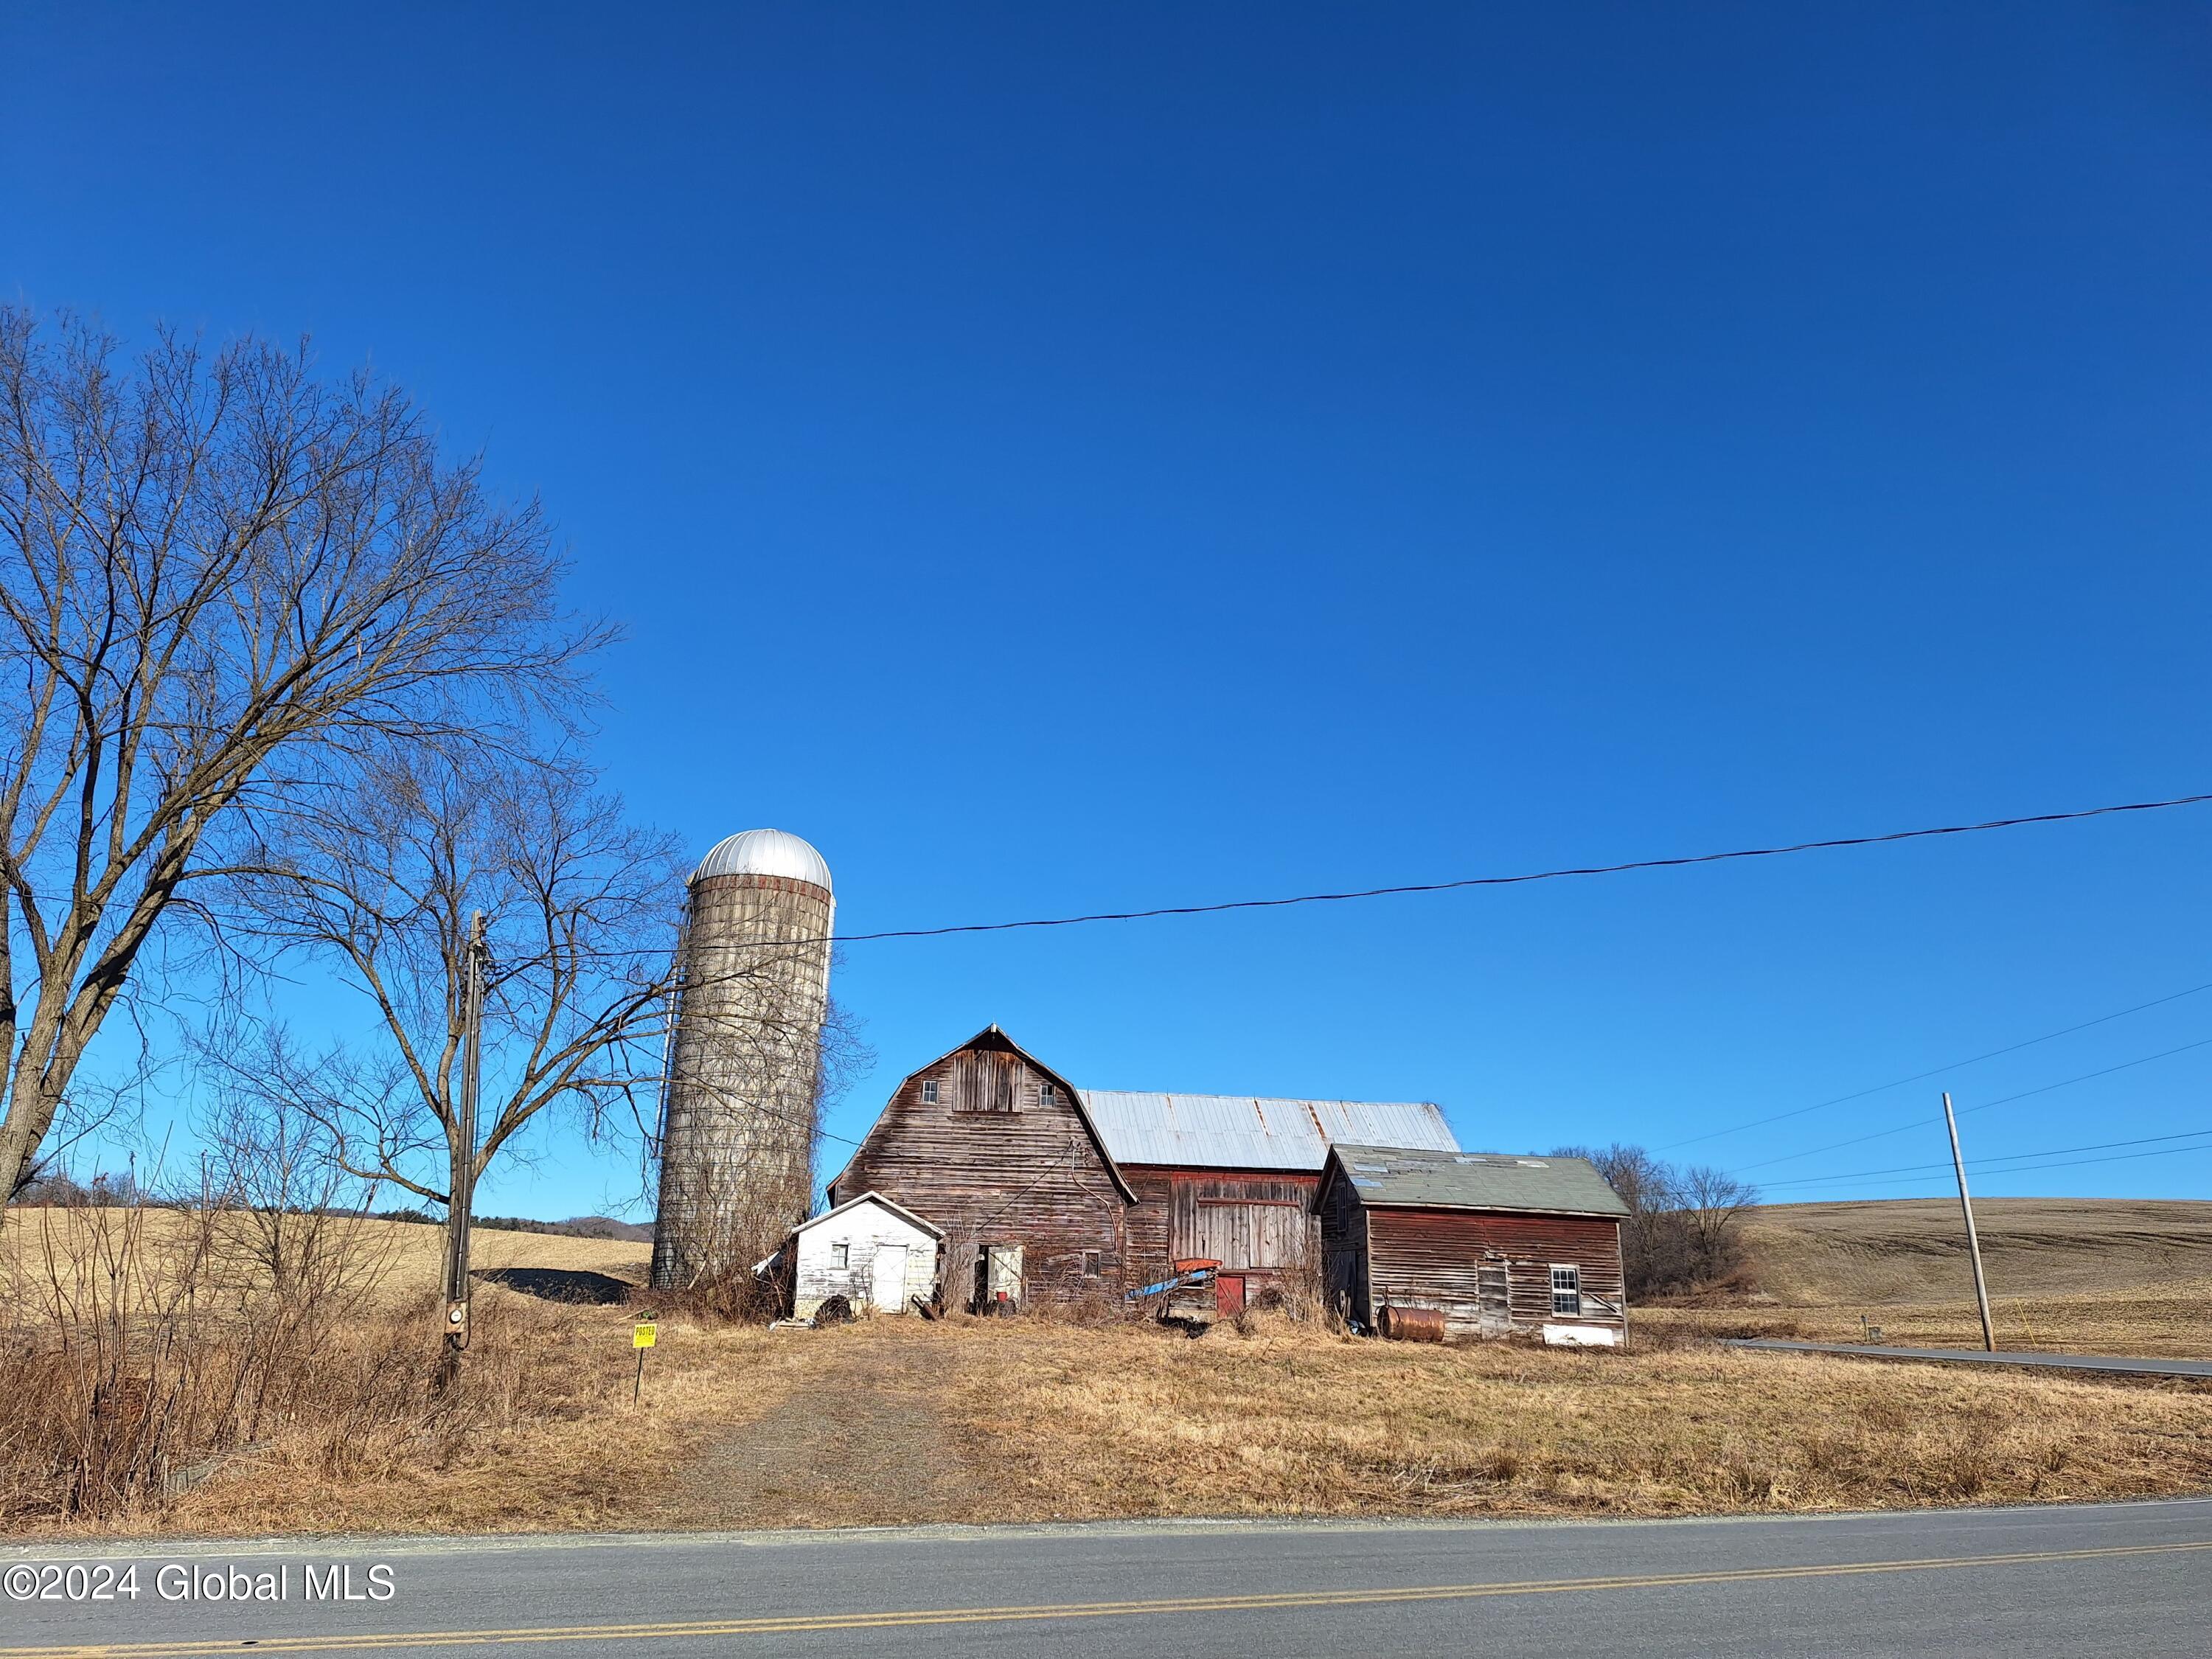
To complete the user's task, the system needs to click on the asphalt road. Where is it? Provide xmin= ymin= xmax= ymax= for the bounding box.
xmin=4 ymin=1499 xmax=2210 ymax=1657
xmin=1730 ymin=1339 xmax=2212 ymax=1378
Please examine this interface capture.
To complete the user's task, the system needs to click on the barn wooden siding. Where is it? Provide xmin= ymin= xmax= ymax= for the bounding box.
xmin=1322 ymin=1192 xmax=1626 ymax=1340
xmin=1122 ymin=1168 xmax=1319 ymax=1292
xmin=1317 ymin=1166 xmax=1369 ymax=1320
xmin=827 ymin=1031 xmax=1129 ymax=1306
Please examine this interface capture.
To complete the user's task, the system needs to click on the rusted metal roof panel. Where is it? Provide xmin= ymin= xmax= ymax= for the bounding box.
xmin=1079 ymin=1091 xmax=1459 ymax=1172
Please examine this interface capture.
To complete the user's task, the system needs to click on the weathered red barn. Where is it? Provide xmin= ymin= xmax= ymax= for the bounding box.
xmin=1316 ymin=1144 xmax=1630 ymax=1344
xmin=1079 ymin=1091 xmax=1459 ymax=1315
xmin=824 ymin=1026 xmax=1135 ymax=1310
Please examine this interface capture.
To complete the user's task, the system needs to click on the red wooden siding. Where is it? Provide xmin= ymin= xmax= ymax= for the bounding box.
xmin=1318 ymin=1173 xmax=1626 ymax=1340
xmin=1120 ymin=1168 xmax=1321 ymax=1290
xmin=828 ymin=1032 xmax=1127 ymax=1305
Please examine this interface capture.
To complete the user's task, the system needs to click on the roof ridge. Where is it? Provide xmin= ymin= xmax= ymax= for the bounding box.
xmin=1079 ymin=1087 xmax=1441 ymax=1107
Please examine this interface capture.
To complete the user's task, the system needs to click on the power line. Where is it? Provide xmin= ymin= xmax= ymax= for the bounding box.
xmin=1728 ymin=1034 xmax=2212 ymax=1175
xmin=1657 ymin=979 xmax=2212 ymax=1152
xmin=1767 ymin=1136 xmax=2212 ymax=1194
xmin=832 ymin=790 xmax=2212 ymax=943
xmin=1755 ymin=1126 xmax=2212 ymax=1192
xmin=578 ymin=787 xmax=2212 ymax=956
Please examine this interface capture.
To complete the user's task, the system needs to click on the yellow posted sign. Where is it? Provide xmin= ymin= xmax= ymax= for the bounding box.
xmin=633 ymin=1321 xmax=657 ymax=1349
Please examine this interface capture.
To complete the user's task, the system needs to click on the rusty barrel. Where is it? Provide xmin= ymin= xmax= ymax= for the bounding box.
xmin=1378 ymin=1304 xmax=1446 ymax=1343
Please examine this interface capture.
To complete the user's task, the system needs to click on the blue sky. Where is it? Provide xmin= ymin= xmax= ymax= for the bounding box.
xmin=6 ymin=4 xmax=2212 ymax=1217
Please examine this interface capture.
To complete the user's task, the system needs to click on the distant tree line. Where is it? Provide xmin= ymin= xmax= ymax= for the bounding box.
xmin=16 ymin=1169 xmax=648 ymax=1244
xmin=1551 ymin=1144 xmax=1759 ymax=1298
xmin=375 ymin=1207 xmax=650 ymax=1242
xmin=11 ymin=1167 xmax=147 ymax=1208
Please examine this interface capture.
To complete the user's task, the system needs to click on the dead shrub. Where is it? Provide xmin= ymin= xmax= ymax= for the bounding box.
xmin=0 ymin=1197 xmax=580 ymax=1526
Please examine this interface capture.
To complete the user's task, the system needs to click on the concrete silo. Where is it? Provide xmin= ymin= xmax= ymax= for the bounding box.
xmin=649 ymin=829 xmax=835 ymax=1290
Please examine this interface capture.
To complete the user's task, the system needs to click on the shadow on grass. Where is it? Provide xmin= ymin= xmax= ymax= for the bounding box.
xmin=473 ymin=1266 xmax=636 ymax=1305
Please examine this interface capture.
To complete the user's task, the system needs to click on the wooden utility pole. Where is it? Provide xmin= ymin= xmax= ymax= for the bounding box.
xmin=1941 ymin=1091 xmax=1997 ymax=1352
xmin=439 ymin=911 xmax=490 ymax=1388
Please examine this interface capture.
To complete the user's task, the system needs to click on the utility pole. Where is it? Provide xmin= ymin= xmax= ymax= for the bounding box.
xmin=1941 ymin=1091 xmax=1997 ymax=1352
xmin=439 ymin=911 xmax=490 ymax=1389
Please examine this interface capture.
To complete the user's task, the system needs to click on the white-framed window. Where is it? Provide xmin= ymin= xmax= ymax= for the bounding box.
xmin=1082 ymin=1250 xmax=1101 ymax=1278
xmin=921 ymin=1078 xmax=939 ymax=1105
xmin=830 ymin=1242 xmax=849 ymax=1270
xmin=1040 ymin=1081 xmax=1057 ymax=1106
xmin=1550 ymin=1264 xmax=1581 ymax=1316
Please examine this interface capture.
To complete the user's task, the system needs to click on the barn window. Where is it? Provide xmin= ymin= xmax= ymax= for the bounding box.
xmin=1550 ymin=1264 xmax=1581 ymax=1315
xmin=830 ymin=1242 xmax=849 ymax=1270
xmin=921 ymin=1079 xmax=939 ymax=1105
xmin=1040 ymin=1081 xmax=1057 ymax=1106
xmin=1082 ymin=1250 xmax=1101 ymax=1278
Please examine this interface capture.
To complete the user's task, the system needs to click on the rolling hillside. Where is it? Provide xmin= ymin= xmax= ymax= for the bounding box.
xmin=1659 ymin=1197 xmax=2212 ymax=1358
xmin=1744 ymin=1197 xmax=2212 ymax=1304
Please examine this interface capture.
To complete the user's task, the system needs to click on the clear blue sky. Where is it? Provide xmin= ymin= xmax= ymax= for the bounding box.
xmin=7 ymin=4 xmax=2211 ymax=1217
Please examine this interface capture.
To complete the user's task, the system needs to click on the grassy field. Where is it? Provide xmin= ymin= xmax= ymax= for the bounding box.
xmin=0 ymin=1206 xmax=653 ymax=1312
xmin=52 ymin=1307 xmax=2208 ymax=1541
xmin=1646 ymin=1197 xmax=2212 ymax=1357
xmin=6 ymin=1198 xmax=2211 ymax=1539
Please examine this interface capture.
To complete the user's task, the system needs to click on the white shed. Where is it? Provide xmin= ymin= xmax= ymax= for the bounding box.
xmin=788 ymin=1191 xmax=943 ymax=1318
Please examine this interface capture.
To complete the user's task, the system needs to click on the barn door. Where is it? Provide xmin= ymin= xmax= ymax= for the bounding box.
xmin=1189 ymin=1200 xmax=1312 ymax=1271
xmin=1478 ymin=1262 xmax=1510 ymax=1336
xmin=953 ymin=1049 xmax=1017 ymax=1113
xmin=984 ymin=1245 xmax=1023 ymax=1310
xmin=872 ymin=1244 xmax=909 ymax=1312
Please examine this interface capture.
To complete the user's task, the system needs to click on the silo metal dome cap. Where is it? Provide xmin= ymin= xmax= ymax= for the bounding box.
xmin=690 ymin=828 xmax=832 ymax=891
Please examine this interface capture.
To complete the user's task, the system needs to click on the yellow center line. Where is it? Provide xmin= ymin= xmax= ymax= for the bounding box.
xmin=4 ymin=1538 xmax=2208 ymax=1657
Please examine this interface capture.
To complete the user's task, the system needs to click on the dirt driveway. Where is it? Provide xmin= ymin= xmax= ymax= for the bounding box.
xmin=679 ymin=1321 xmax=990 ymax=1528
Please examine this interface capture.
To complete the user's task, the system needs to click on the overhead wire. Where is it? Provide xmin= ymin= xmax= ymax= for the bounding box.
xmin=619 ymin=787 xmax=2212 ymax=1186
xmin=1728 ymin=1034 xmax=2212 ymax=1175
xmin=835 ymin=790 xmax=2212 ymax=942
xmin=1761 ymin=1137 xmax=2212 ymax=1193
xmin=1753 ymin=1126 xmax=2212 ymax=1192
xmin=573 ymin=787 xmax=2212 ymax=955
xmin=1657 ymin=980 xmax=2212 ymax=1152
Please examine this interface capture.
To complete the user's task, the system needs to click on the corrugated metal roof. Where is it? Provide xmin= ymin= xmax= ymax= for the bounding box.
xmin=1079 ymin=1091 xmax=1460 ymax=1172
xmin=1328 ymin=1144 xmax=1630 ymax=1217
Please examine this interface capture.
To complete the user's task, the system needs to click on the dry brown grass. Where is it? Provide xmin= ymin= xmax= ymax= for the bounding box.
xmin=1 ymin=1208 xmax=651 ymax=1307
xmin=1650 ymin=1197 xmax=2212 ymax=1358
xmin=1741 ymin=1197 xmax=2212 ymax=1304
xmin=10 ymin=1199 xmax=2212 ymax=1540
xmin=15 ymin=1308 xmax=2206 ymax=1540
xmin=935 ymin=1319 xmax=2212 ymax=1521
xmin=0 ymin=1203 xmax=665 ymax=1537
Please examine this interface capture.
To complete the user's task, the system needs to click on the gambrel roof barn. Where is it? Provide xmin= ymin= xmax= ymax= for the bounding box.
xmin=828 ymin=1026 xmax=1472 ymax=1315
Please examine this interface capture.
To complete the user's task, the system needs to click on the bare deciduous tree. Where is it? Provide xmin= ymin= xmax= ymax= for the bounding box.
xmin=1553 ymin=1142 xmax=1759 ymax=1296
xmin=1677 ymin=1163 xmax=1758 ymax=1272
xmin=203 ymin=742 xmax=684 ymax=1298
xmin=192 ymin=1052 xmax=395 ymax=1314
xmin=0 ymin=309 xmax=598 ymax=1204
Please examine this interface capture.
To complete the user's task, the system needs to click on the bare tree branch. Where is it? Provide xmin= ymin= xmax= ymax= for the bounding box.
xmin=206 ymin=740 xmax=685 ymax=1284
xmin=0 ymin=308 xmax=605 ymax=1203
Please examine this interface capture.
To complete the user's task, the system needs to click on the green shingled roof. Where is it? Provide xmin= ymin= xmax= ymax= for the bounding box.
xmin=1328 ymin=1144 xmax=1630 ymax=1217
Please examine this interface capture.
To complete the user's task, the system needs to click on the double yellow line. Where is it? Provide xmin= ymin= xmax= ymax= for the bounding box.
xmin=4 ymin=1537 xmax=2208 ymax=1655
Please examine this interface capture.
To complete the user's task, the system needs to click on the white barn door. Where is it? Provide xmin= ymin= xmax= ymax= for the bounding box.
xmin=871 ymin=1243 xmax=909 ymax=1312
